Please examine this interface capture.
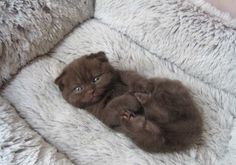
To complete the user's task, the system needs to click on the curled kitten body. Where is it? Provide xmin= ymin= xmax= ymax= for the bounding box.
xmin=55 ymin=52 xmax=203 ymax=153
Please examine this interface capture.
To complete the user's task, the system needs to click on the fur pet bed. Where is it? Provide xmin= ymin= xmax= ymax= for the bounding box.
xmin=1 ymin=0 xmax=236 ymax=164
xmin=0 ymin=0 xmax=94 ymax=86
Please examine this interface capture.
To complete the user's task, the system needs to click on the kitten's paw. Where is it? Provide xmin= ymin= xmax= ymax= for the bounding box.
xmin=121 ymin=114 xmax=146 ymax=131
xmin=129 ymin=79 xmax=152 ymax=94
xmin=134 ymin=92 xmax=151 ymax=104
xmin=120 ymin=111 xmax=135 ymax=127
xmin=121 ymin=111 xmax=135 ymax=121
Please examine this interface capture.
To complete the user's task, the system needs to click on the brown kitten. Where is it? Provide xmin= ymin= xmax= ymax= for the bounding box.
xmin=121 ymin=78 xmax=203 ymax=152
xmin=55 ymin=52 xmax=142 ymax=128
xmin=55 ymin=52 xmax=202 ymax=152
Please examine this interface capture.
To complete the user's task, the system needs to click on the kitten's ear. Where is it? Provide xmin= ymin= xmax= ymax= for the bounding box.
xmin=54 ymin=71 xmax=66 ymax=91
xmin=87 ymin=51 xmax=108 ymax=62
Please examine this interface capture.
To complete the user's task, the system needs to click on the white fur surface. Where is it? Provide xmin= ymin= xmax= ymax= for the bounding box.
xmin=0 ymin=96 xmax=73 ymax=165
xmin=190 ymin=0 xmax=236 ymax=28
xmin=95 ymin=0 xmax=236 ymax=96
xmin=3 ymin=19 xmax=236 ymax=164
xmin=0 ymin=0 xmax=94 ymax=87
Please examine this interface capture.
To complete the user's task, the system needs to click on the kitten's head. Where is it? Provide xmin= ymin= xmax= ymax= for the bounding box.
xmin=55 ymin=52 xmax=116 ymax=108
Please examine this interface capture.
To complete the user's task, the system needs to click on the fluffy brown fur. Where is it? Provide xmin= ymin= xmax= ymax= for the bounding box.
xmin=55 ymin=52 xmax=202 ymax=153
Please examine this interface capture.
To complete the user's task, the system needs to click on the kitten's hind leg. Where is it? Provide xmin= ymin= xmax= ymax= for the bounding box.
xmin=120 ymin=113 xmax=165 ymax=152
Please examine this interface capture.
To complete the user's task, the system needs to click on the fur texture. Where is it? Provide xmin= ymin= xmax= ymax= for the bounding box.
xmin=190 ymin=0 xmax=236 ymax=27
xmin=0 ymin=0 xmax=94 ymax=87
xmin=0 ymin=96 xmax=73 ymax=165
xmin=2 ymin=19 xmax=236 ymax=164
xmin=95 ymin=0 xmax=236 ymax=95
xmin=55 ymin=53 xmax=202 ymax=153
xmin=1 ymin=0 xmax=236 ymax=164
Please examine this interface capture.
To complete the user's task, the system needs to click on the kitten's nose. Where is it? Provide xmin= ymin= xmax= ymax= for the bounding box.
xmin=87 ymin=89 xmax=95 ymax=95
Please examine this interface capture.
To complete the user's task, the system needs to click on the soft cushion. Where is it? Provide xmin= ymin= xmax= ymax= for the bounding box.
xmin=3 ymin=20 xmax=236 ymax=164
xmin=0 ymin=96 xmax=73 ymax=164
xmin=0 ymin=0 xmax=94 ymax=87
xmin=95 ymin=0 xmax=236 ymax=95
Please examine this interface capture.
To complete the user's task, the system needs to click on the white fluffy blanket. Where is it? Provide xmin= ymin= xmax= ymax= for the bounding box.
xmin=0 ymin=0 xmax=93 ymax=86
xmin=1 ymin=0 xmax=236 ymax=164
xmin=0 ymin=96 xmax=73 ymax=164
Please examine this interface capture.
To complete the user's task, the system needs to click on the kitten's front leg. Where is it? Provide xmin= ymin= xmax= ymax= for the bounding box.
xmin=100 ymin=107 xmax=122 ymax=128
xmin=101 ymin=94 xmax=141 ymax=128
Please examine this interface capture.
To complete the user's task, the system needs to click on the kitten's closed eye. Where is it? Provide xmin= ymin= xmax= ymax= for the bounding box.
xmin=73 ymin=86 xmax=84 ymax=94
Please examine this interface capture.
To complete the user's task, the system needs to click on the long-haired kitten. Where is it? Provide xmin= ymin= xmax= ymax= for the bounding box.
xmin=55 ymin=52 xmax=202 ymax=152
